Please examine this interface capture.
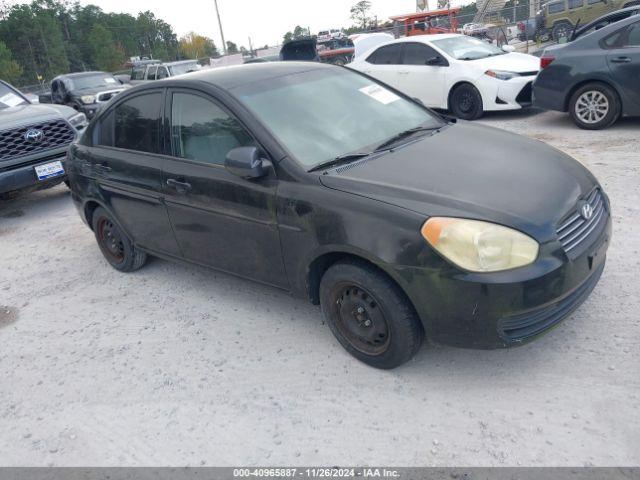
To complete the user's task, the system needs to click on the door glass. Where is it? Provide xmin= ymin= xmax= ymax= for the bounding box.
xmin=403 ymin=43 xmax=439 ymax=65
xmin=568 ymin=0 xmax=583 ymax=9
xmin=157 ymin=67 xmax=169 ymax=79
xmin=114 ymin=93 xmax=162 ymax=153
xmin=367 ymin=44 xmax=402 ymax=64
xmin=548 ymin=1 xmax=565 ymax=13
xmin=171 ymin=92 xmax=254 ymax=165
xmin=146 ymin=66 xmax=157 ymax=80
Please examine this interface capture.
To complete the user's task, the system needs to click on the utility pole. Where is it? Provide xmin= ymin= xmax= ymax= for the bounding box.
xmin=214 ymin=0 xmax=227 ymax=55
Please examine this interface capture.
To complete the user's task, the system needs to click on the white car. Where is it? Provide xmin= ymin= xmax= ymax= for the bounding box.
xmin=348 ymin=34 xmax=540 ymax=120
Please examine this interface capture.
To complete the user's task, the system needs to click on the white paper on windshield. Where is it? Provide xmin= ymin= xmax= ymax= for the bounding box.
xmin=0 ymin=92 xmax=24 ymax=107
xmin=359 ymin=84 xmax=400 ymax=105
xmin=104 ymin=77 xmax=117 ymax=84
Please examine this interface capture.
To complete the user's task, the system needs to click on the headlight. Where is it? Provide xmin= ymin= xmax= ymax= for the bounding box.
xmin=68 ymin=112 xmax=87 ymax=128
xmin=421 ymin=218 xmax=539 ymax=272
xmin=485 ymin=70 xmax=519 ymax=81
xmin=80 ymin=95 xmax=96 ymax=104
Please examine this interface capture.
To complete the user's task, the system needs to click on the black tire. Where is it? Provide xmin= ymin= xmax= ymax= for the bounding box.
xmin=319 ymin=260 xmax=424 ymax=369
xmin=568 ymin=82 xmax=621 ymax=130
xmin=332 ymin=56 xmax=348 ymax=66
xmin=91 ymin=207 xmax=147 ymax=272
xmin=552 ymin=21 xmax=572 ymax=42
xmin=449 ymin=83 xmax=484 ymax=120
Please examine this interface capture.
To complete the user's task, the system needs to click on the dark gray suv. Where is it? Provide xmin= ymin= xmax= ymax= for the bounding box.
xmin=0 ymin=80 xmax=87 ymax=197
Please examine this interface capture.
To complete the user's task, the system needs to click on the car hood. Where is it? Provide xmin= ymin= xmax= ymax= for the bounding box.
xmin=70 ymin=85 xmax=127 ymax=97
xmin=318 ymin=122 xmax=598 ymax=242
xmin=0 ymin=103 xmax=75 ymax=129
xmin=464 ymin=52 xmax=540 ymax=73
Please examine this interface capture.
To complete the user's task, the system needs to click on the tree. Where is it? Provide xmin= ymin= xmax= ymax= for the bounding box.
xmin=0 ymin=40 xmax=22 ymax=83
xmin=226 ymin=40 xmax=238 ymax=54
xmin=350 ymin=0 xmax=372 ymax=30
xmin=179 ymin=31 xmax=218 ymax=59
xmin=283 ymin=25 xmax=308 ymax=43
xmin=88 ymin=24 xmax=122 ymax=71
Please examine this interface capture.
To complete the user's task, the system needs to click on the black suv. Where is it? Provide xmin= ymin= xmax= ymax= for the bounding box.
xmin=0 ymin=80 xmax=86 ymax=197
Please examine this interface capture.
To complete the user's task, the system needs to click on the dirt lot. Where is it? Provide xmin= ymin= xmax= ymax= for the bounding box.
xmin=0 ymin=110 xmax=638 ymax=467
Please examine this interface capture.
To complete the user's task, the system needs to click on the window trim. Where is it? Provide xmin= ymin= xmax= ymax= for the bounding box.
xmin=165 ymin=87 xmax=265 ymax=170
xmin=600 ymin=21 xmax=640 ymax=49
xmin=93 ymin=88 xmax=166 ymax=155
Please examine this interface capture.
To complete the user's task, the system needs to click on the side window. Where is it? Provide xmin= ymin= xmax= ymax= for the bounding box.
xmin=366 ymin=44 xmax=402 ymax=65
xmin=146 ymin=66 xmax=157 ymax=81
xmin=623 ymin=23 xmax=640 ymax=46
xmin=171 ymin=92 xmax=254 ymax=165
xmin=403 ymin=42 xmax=442 ymax=65
xmin=95 ymin=110 xmax=115 ymax=147
xmin=568 ymin=0 xmax=583 ymax=8
xmin=548 ymin=1 xmax=565 ymax=13
xmin=131 ymin=67 xmax=145 ymax=80
xmin=157 ymin=67 xmax=169 ymax=79
xmin=114 ymin=93 xmax=162 ymax=153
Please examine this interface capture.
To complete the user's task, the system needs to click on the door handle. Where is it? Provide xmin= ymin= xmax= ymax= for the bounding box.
xmin=610 ymin=56 xmax=631 ymax=63
xmin=398 ymin=71 xmax=410 ymax=74
xmin=166 ymin=178 xmax=192 ymax=193
xmin=94 ymin=163 xmax=112 ymax=173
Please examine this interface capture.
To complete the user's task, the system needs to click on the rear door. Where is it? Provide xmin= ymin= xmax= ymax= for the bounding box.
xmin=396 ymin=42 xmax=449 ymax=108
xmin=161 ymin=89 xmax=288 ymax=288
xmin=87 ymin=89 xmax=181 ymax=256
xmin=606 ymin=20 xmax=640 ymax=112
xmin=359 ymin=44 xmax=403 ymax=88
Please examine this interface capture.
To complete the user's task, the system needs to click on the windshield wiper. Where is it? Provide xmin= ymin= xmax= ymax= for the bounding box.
xmin=373 ymin=126 xmax=439 ymax=152
xmin=308 ymin=152 xmax=372 ymax=173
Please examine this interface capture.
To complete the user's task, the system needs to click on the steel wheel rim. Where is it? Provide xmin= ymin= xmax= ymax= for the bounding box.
xmin=459 ymin=91 xmax=475 ymax=114
xmin=97 ymin=217 xmax=125 ymax=262
xmin=331 ymin=283 xmax=390 ymax=355
xmin=575 ymin=90 xmax=609 ymax=124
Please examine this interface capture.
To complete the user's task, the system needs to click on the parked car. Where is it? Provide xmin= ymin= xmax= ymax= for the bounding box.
xmin=40 ymin=71 xmax=128 ymax=119
xmin=462 ymin=22 xmax=489 ymax=37
xmin=533 ymin=15 xmax=640 ymax=129
xmin=130 ymin=60 xmax=201 ymax=85
xmin=317 ymin=29 xmax=345 ymax=44
xmin=0 ymin=80 xmax=86 ymax=197
xmin=570 ymin=4 xmax=640 ymax=40
xmin=348 ymin=34 xmax=539 ymax=120
xmin=67 ymin=62 xmax=610 ymax=369
xmin=537 ymin=0 xmax=639 ymax=41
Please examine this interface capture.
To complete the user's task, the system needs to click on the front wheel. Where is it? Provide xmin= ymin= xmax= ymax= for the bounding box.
xmin=92 ymin=207 xmax=147 ymax=272
xmin=449 ymin=83 xmax=484 ymax=120
xmin=319 ymin=260 xmax=424 ymax=369
xmin=552 ymin=22 xmax=572 ymax=42
xmin=568 ymin=82 xmax=620 ymax=130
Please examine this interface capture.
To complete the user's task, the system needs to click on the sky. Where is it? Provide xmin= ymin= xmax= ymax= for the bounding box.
xmin=75 ymin=0 xmax=471 ymax=49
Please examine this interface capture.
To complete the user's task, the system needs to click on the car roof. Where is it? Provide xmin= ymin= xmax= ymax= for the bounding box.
xmin=162 ymin=59 xmax=199 ymax=66
xmin=131 ymin=61 xmax=337 ymax=91
xmin=56 ymin=71 xmax=113 ymax=79
xmin=393 ymin=33 xmax=462 ymax=43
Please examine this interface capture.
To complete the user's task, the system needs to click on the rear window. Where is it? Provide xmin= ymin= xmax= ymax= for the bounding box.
xmin=114 ymin=93 xmax=162 ymax=153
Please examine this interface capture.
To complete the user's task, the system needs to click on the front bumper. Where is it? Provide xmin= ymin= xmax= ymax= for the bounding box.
xmin=395 ymin=213 xmax=611 ymax=349
xmin=478 ymin=75 xmax=538 ymax=111
xmin=78 ymin=103 xmax=105 ymax=119
xmin=0 ymin=152 xmax=67 ymax=194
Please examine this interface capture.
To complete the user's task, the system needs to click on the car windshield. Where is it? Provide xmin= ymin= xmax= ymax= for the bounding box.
xmin=70 ymin=74 xmax=119 ymax=90
xmin=431 ymin=35 xmax=505 ymax=60
xmin=235 ymin=68 xmax=443 ymax=169
xmin=169 ymin=62 xmax=199 ymax=76
xmin=0 ymin=83 xmax=29 ymax=109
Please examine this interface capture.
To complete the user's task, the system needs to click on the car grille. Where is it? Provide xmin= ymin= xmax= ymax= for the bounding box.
xmin=556 ymin=188 xmax=607 ymax=255
xmin=0 ymin=120 xmax=75 ymax=162
xmin=499 ymin=261 xmax=604 ymax=343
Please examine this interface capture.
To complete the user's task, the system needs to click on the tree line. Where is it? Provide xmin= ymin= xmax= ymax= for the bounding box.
xmin=0 ymin=0 xmax=221 ymax=86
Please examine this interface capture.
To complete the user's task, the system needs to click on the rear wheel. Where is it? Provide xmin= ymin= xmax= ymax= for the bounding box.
xmin=319 ymin=260 xmax=424 ymax=369
xmin=449 ymin=83 xmax=484 ymax=120
xmin=569 ymin=82 xmax=620 ymax=130
xmin=92 ymin=207 xmax=147 ymax=272
xmin=552 ymin=21 xmax=573 ymax=42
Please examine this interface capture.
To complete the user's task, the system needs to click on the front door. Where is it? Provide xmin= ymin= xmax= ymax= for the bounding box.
xmin=86 ymin=90 xmax=181 ymax=256
xmin=161 ymin=89 xmax=288 ymax=288
xmin=397 ymin=42 xmax=449 ymax=109
xmin=606 ymin=20 xmax=640 ymax=113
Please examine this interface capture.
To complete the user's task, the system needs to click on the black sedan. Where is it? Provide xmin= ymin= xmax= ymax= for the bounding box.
xmin=67 ymin=62 xmax=611 ymax=368
xmin=533 ymin=15 xmax=640 ymax=129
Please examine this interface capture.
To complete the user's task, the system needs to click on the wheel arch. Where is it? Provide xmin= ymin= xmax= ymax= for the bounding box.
xmin=447 ymin=80 xmax=477 ymax=110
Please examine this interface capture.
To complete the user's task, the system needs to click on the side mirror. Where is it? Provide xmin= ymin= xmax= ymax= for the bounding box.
xmin=225 ymin=146 xmax=269 ymax=179
xmin=502 ymin=45 xmax=516 ymax=53
xmin=426 ymin=56 xmax=444 ymax=66
xmin=38 ymin=93 xmax=52 ymax=104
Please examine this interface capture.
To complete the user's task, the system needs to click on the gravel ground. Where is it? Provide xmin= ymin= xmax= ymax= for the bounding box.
xmin=0 ymin=110 xmax=638 ymax=467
